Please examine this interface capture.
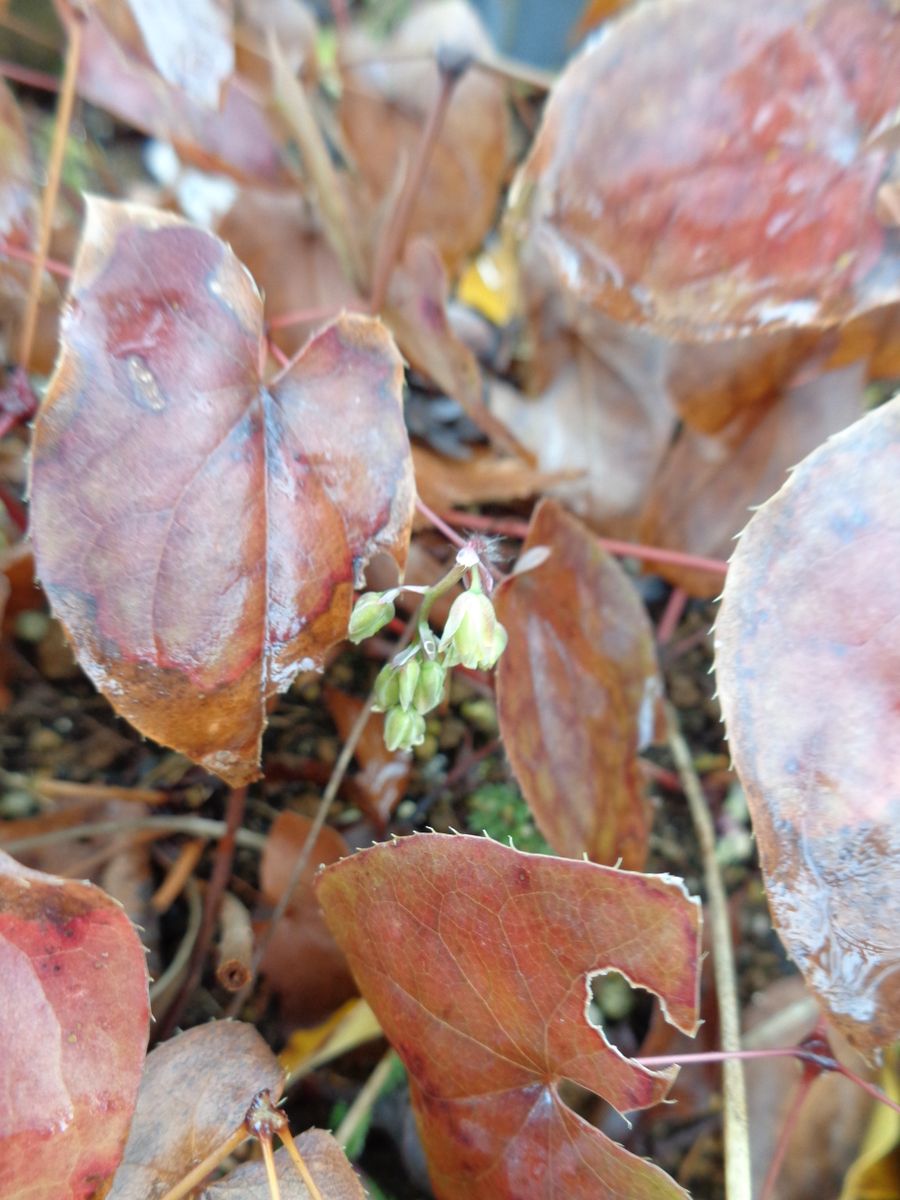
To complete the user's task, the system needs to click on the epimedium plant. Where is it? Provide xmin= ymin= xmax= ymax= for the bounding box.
xmin=2 ymin=0 xmax=900 ymax=1198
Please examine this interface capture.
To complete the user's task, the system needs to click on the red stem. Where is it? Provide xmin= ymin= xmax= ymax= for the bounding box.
xmin=759 ymin=1065 xmax=817 ymax=1200
xmin=0 ymin=238 xmax=72 ymax=279
xmin=657 ymin=587 xmax=688 ymax=645
xmin=0 ymin=59 xmax=59 ymax=91
xmin=437 ymin=509 xmax=730 ymax=577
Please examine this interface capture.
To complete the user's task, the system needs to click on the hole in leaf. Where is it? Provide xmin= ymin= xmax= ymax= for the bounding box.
xmin=586 ymin=970 xmax=655 ymax=1053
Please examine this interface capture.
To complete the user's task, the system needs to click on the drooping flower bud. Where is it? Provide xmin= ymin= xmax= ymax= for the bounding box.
xmin=413 ymin=658 xmax=447 ymax=714
xmin=439 ymin=584 xmax=497 ymax=670
xmin=480 ymin=620 xmax=508 ymax=670
xmin=398 ymin=656 xmax=421 ymax=710
xmin=384 ymin=705 xmax=426 ymax=752
xmin=372 ymin=662 xmax=400 ymax=711
xmin=348 ymin=591 xmax=395 ymax=643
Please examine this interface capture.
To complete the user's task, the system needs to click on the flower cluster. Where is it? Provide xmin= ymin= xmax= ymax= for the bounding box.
xmin=347 ymin=574 xmax=508 ymax=752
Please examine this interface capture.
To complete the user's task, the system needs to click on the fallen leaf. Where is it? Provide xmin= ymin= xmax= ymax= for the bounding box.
xmin=259 ymin=810 xmax=357 ymax=1025
xmin=317 ymin=832 xmax=701 ymax=1199
xmin=340 ymin=0 xmax=509 ymax=277
xmin=715 ymin=395 xmax=900 ymax=1057
xmin=88 ymin=0 xmax=234 ymax=109
xmin=204 ymin=1130 xmax=366 ymax=1199
xmin=490 ymin=332 xmax=674 ymax=535
xmin=387 ymin=237 xmax=526 ymax=456
xmin=413 ymin=442 xmax=574 ymax=515
xmin=840 ymin=1049 xmax=900 ymax=1200
xmin=217 ymin=186 xmax=360 ymax=358
xmin=279 ymin=997 xmax=382 ymax=1082
xmin=29 ymin=199 xmax=414 ymax=784
xmin=64 ymin=1 xmax=284 ymax=182
xmin=0 ymin=851 xmax=149 ymax=1200
xmin=108 ymin=1020 xmax=284 ymax=1200
xmin=234 ymin=0 xmax=317 ymax=90
xmin=495 ymin=499 xmax=663 ymax=869
xmin=324 ymin=687 xmax=411 ymax=828
xmin=638 ymin=359 xmax=866 ymax=596
xmin=514 ymin=0 xmax=900 ymax=429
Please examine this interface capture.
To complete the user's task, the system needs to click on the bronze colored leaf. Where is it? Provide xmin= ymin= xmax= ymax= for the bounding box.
xmin=204 ymin=1130 xmax=366 ymax=1200
xmin=340 ymin=0 xmax=509 ymax=277
xmin=108 ymin=1021 xmax=284 ymax=1200
xmin=495 ymin=499 xmax=663 ymax=869
xmin=715 ymin=396 xmax=900 ymax=1057
xmin=515 ymin=0 xmax=900 ymax=428
xmin=317 ymin=832 xmax=701 ymax=1200
xmin=0 ymin=851 xmax=149 ymax=1200
xmin=259 ymin=811 xmax=356 ymax=1025
xmin=29 ymin=199 xmax=414 ymax=784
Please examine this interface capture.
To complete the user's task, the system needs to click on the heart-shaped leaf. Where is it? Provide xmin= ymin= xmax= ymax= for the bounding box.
xmin=715 ymin=396 xmax=900 ymax=1058
xmin=317 ymin=833 xmax=701 ymax=1199
xmin=0 ymin=850 xmax=150 ymax=1200
xmin=495 ymin=499 xmax=663 ymax=869
xmin=30 ymin=199 xmax=414 ymax=784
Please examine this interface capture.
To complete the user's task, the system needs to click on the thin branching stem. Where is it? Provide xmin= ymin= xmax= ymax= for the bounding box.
xmin=280 ymin=1134 xmax=325 ymax=1200
xmin=666 ymin=702 xmax=752 ymax=1200
xmin=156 ymin=1126 xmax=248 ymax=1200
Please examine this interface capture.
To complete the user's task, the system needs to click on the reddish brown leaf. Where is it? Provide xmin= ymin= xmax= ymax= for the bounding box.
xmin=515 ymin=0 xmax=900 ymax=428
xmin=638 ymin=359 xmax=866 ymax=596
xmin=259 ymin=811 xmax=356 ymax=1025
xmin=0 ymin=851 xmax=149 ymax=1200
xmin=317 ymin=833 xmax=700 ymax=1200
xmin=495 ymin=499 xmax=663 ymax=870
xmin=323 ymin=687 xmax=411 ymax=828
xmin=108 ymin=1020 xmax=283 ymax=1200
xmin=29 ymin=199 xmax=414 ymax=784
xmin=66 ymin=1 xmax=283 ymax=182
xmin=89 ymin=0 xmax=234 ymax=109
xmin=340 ymin=0 xmax=509 ymax=277
xmin=204 ymin=1129 xmax=365 ymax=1199
xmin=413 ymin=443 xmax=574 ymax=515
xmin=715 ymin=396 xmax=900 ymax=1057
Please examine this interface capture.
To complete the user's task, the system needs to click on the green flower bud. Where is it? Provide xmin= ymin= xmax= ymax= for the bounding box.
xmin=439 ymin=586 xmax=497 ymax=670
xmin=384 ymin=705 xmax=426 ymax=752
xmin=372 ymin=662 xmax=400 ymax=711
xmin=348 ymin=592 xmax=394 ymax=643
xmin=398 ymin=656 xmax=421 ymax=710
xmin=413 ymin=658 xmax=446 ymax=714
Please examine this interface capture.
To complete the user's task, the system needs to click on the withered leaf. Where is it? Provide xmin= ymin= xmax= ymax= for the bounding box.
xmin=204 ymin=1130 xmax=365 ymax=1200
xmin=317 ymin=833 xmax=701 ymax=1200
xmin=324 ymin=686 xmax=411 ymax=828
xmin=67 ymin=2 xmax=283 ymax=182
xmin=495 ymin=499 xmax=663 ymax=870
xmin=88 ymin=0 xmax=234 ymax=109
xmin=0 ymin=79 xmax=35 ymax=252
xmin=30 ymin=199 xmax=414 ymax=784
xmin=108 ymin=1021 xmax=283 ymax=1200
xmin=638 ymin=359 xmax=866 ymax=597
xmin=340 ymin=0 xmax=509 ymax=277
xmin=0 ymin=851 xmax=149 ymax=1200
xmin=715 ymin=395 xmax=900 ymax=1058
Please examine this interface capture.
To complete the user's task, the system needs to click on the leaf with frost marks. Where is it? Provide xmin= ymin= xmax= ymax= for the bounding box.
xmin=715 ymin=395 xmax=900 ymax=1058
xmin=317 ymin=833 xmax=701 ymax=1199
xmin=0 ymin=851 xmax=149 ymax=1200
xmin=29 ymin=199 xmax=414 ymax=784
